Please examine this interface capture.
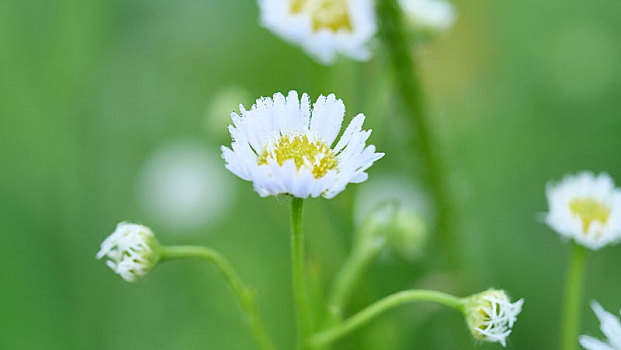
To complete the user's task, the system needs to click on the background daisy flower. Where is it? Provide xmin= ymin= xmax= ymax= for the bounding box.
xmin=258 ymin=0 xmax=377 ymax=64
xmin=545 ymin=172 xmax=621 ymax=250
xmin=398 ymin=0 xmax=456 ymax=32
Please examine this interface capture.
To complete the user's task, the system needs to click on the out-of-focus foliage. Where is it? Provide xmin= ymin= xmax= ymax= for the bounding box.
xmin=1 ymin=0 xmax=621 ymax=349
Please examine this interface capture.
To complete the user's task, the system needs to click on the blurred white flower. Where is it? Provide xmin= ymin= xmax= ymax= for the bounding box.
xmin=96 ymin=222 xmax=160 ymax=282
xmin=354 ymin=174 xmax=431 ymax=260
xmin=544 ymin=172 xmax=621 ymax=250
xmin=258 ymin=0 xmax=377 ymax=64
xmin=205 ymin=86 xmax=252 ymax=136
xmin=464 ymin=289 xmax=524 ymax=347
xmin=398 ymin=0 xmax=456 ymax=32
xmin=354 ymin=174 xmax=432 ymax=225
xmin=221 ymin=91 xmax=383 ymax=199
xmin=139 ymin=141 xmax=234 ymax=232
xmin=580 ymin=301 xmax=621 ymax=350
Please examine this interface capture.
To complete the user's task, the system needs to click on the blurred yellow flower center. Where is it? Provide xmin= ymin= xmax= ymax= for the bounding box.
xmin=258 ymin=134 xmax=337 ymax=179
xmin=569 ymin=198 xmax=611 ymax=233
xmin=290 ymin=0 xmax=353 ymax=32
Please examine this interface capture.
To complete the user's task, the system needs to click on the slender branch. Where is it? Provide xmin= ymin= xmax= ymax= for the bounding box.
xmin=290 ymin=198 xmax=314 ymax=349
xmin=377 ymin=0 xmax=457 ymax=266
xmin=325 ymin=239 xmax=385 ymax=322
xmin=160 ymin=245 xmax=276 ymax=350
xmin=560 ymin=243 xmax=587 ymax=350
xmin=309 ymin=290 xmax=464 ymax=347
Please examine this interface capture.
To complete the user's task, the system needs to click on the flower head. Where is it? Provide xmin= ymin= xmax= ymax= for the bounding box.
xmin=399 ymin=0 xmax=456 ymax=32
xmin=580 ymin=301 xmax=621 ymax=350
xmin=96 ymin=222 xmax=160 ymax=282
xmin=544 ymin=172 xmax=621 ymax=250
xmin=463 ymin=289 xmax=524 ymax=347
xmin=258 ymin=0 xmax=377 ymax=64
xmin=221 ymin=91 xmax=383 ymax=199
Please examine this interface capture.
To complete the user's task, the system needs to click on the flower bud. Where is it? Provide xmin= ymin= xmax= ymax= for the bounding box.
xmin=463 ymin=289 xmax=524 ymax=347
xmin=96 ymin=222 xmax=161 ymax=282
xmin=359 ymin=201 xmax=428 ymax=261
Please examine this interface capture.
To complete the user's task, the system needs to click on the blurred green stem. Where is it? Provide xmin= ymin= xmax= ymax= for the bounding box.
xmin=309 ymin=290 xmax=464 ymax=347
xmin=290 ymin=198 xmax=314 ymax=349
xmin=325 ymin=238 xmax=386 ymax=323
xmin=377 ymin=0 xmax=457 ymax=266
xmin=160 ymin=246 xmax=276 ymax=350
xmin=560 ymin=243 xmax=587 ymax=350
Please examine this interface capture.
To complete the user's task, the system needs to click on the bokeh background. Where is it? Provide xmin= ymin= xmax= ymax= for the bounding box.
xmin=2 ymin=0 xmax=621 ymax=349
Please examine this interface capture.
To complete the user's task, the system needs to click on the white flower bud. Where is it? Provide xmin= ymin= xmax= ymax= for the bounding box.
xmin=96 ymin=222 xmax=161 ymax=282
xmin=463 ymin=289 xmax=524 ymax=347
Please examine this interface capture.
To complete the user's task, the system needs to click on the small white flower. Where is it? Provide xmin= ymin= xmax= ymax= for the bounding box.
xmin=580 ymin=301 xmax=621 ymax=350
xmin=464 ymin=289 xmax=524 ymax=347
xmin=544 ymin=172 xmax=621 ymax=250
xmin=139 ymin=141 xmax=234 ymax=232
xmin=221 ymin=91 xmax=384 ymax=199
xmin=398 ymin=0 xmax=456 ymax=32
xmin=96 ymin=222 xmax=160 ymax=282
xmin=258 ymin=0 xmax=377 ymax=64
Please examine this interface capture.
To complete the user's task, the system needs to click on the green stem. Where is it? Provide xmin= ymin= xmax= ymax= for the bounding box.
xmin=377 ymin=0 xmax=457 ymax=266
xmin=309 ymin=290 xmax=464 ymax=347
xmin=325 ymin=239 xmax=386 ymax=322
xmin=160 ymin=245 xmax=276 ymax=350
xmin=560 ymin=243 xmax=587 ymax=350
xmin=290 ymin=198 xmax=314 ymax=349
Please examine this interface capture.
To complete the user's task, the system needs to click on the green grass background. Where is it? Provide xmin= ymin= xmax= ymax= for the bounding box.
xmin=1 ymin=0 xmax=621 ymax=349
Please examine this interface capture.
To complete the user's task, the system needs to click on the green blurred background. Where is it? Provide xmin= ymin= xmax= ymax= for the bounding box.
xmin=2 ymin=0 xmax=621 ymax=349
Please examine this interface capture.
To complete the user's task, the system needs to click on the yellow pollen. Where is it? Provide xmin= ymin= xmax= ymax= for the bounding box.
xmin=258 ymin=134 xmax=337 ymax=179
xmin=290 ymin=0 xmax=353 ymax=32
xmin=569 ymin=197 xmax=611 ymax=234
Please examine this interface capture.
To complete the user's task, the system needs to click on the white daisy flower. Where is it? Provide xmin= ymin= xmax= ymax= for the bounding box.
xmin=258 ymin=0 xmax=377 ymax=64
xmin=398 ymin=0 xmax=456 ymax=32
xmin=545 ymin=172 xmax=621 ymax=250
xmin=464 ymin=289 xmax=524 ymax=347
xmin=221 ymin=91 xmax=384 ymax=199
xmin=96 ymin=222 xmax=160 ymax=282
xmin=580 ymin=301 xmax=621 ymax=350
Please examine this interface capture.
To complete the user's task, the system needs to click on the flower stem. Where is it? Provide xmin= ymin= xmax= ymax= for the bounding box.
xmin=325 ymin=239 xmax=386 ymax=322
xmin=160 ymin=245 xmax=276 ymax=350
xmin=377 ymin=0 xmax=457 ymax=266
xmin=560 ymin=243 xmax=587 ymax=350
xmin=309 ymin=290 xmax=464 ymax=347
xmin=290 ymin=198 xmax=314 ymax=349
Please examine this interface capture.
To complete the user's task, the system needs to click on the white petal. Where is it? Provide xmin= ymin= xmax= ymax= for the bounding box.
xmin=592 ymin=301 xmax=621 ymax=348
xmin=334 ymin=113 xmax=365 ymax=154
xmin=310 ymin=94 xmax=345 ymax=146
xmin=579 ymin=335 xmax=616 ymax=350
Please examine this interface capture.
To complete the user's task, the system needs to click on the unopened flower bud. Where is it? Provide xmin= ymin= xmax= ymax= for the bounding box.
xmin=463 ymin=289 xmax=524 ymax=347
xmin=96 ymin=222 xmax=161 ymax=282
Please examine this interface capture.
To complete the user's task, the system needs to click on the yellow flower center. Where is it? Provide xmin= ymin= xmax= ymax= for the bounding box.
xmin=258 ymin=134 xmax=337 ymax=179
xmin=290 ymin=0 xmax=353 ymax=32
xmin=569 ymin=197 xmax=611 ymax=233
